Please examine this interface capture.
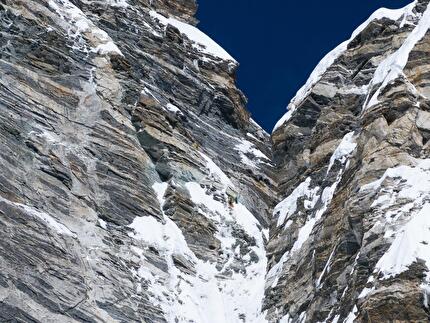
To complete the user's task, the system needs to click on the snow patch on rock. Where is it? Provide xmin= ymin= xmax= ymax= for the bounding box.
xmin=129 ymin=152 xmax=267 ymax=322
xmin=273 ymin=1 xmax=418 ymax=132
xmin=48 ymin=0 xmax=123 ymax=56
xmin=361 ymin=159 xmax=430 ymax=279
xmin=149 ymin=11 xmax=235 ymax=62
xmin=327 ymin=132 xmax=357 ymax=174
xmin=365 ymin=1 xmax=430 ymax=109
xmin=235 ymin=139 xmax=270 ymax=168
xmin=274 ymin=177 xmax=320 ymax=227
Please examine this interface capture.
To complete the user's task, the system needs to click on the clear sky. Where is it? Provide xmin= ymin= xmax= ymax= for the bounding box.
xmin=196 ymin=0 xmax=412 ymax=132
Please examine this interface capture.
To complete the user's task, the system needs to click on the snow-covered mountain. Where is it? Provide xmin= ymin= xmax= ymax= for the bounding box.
xmin=270 ymin=0 xmax=430 ymax=321
xmin=0 ymin=0 xmax=429 ymax=322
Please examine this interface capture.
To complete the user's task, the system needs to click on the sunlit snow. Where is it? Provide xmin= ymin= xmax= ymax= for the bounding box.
xmin=150 ymin=11 xmax=235 ymax=62
xmin=273 ymin=1 xmax=418 ymax=132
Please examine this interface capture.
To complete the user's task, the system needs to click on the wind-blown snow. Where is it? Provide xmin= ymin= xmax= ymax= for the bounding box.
xmin=365 ymin=1 xmax=430 ymax=109
xmin=273 ymin=1 xmax=417 ymax=132
xmin=361 ymin=159 xmax=430 ymax=279
xmin=149 ymin=11 xmax=235 ymax=62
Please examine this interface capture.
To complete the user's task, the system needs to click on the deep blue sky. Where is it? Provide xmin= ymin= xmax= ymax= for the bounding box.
xmin=196 ymin=0 xmax=411 ymax=132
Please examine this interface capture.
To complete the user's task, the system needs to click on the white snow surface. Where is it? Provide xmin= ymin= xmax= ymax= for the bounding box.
xmin=129 ymin=152 xmax=267 ymax=322
xmin=184 ymin=152 xmax=267 ymax=322
xmin=129 ymin=183 xmax=234 ymax=322
xmin=273 ymin=1 xmax=418 ymax=132
xmin=235 ymin=138 xmax=270 ymax=168
xmin=274 ymin=177 xmax=319 ymax=227
xmin=327 ymin=132 xmax=357 ymax=174
xmin=365 ymin=1 xmax=430 ymax=109
xmin=165 ymin=103 xmax=182 ymax=114
xmin=361 ymin=159 xmax=430 ymax=279
xmin=269 ymin=135 xmax=357 ymax=289
xmin=198 ymin=151 xmax=233 ymax=186
xmin=316 ymin=246 xmax=336 ymax=287
xmin=106 ymin=0 xmax=128 ymax=8
xmin=149 ymin=11 xmax=235 ymax=62
xmin=344 ymin=306 xmax=358 ymax=323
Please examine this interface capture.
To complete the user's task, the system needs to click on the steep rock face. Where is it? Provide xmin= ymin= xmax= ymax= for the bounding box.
xmin=1 ymin=0 xmax=430 ymax=322
xmin=268 ymin=0 xmax=430 ymax=321
xmin=0 ymin=0 xmax=275 ymax=322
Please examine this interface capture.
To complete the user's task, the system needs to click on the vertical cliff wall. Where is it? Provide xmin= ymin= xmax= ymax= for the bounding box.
xmin=0 ymin=0 xmax=275 ymax=321
xmin=1 ymin=0 xmax=430 ymax=322
xmin=268 ymin=1 xmax=430 ymax=321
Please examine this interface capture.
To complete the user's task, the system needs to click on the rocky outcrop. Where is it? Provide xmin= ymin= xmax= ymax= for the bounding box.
xmin=268 ymin=1 xmax=430 ymax=321
xmin=1 ymin=0 xmax=430 ymax=322
xmin=0 ymin=0 xmax=274 ymax=321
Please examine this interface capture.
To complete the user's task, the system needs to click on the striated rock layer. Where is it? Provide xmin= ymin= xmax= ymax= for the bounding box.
xmin=0 ymin=0 xmax=274 ymax=321
xmin=269 ymin=0 xmax=430 ymax=321
xmin=0 ymin=0 xmax=430 ymax=322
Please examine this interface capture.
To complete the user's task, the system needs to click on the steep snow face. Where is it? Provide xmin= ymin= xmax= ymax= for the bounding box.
xmin=272 ymin=1 xmax=418 ymax=132
xmin=184 ymin=152 xmax=268 ymax=323
xmin=129 ymin=151 xmax=267 ymax=323
xmin=360 ymin=159 xmax=430 ymax=278
xmin=149 ymin=11 xmax=236 ymax=62
xmin=365 ymin=1 xmax=430 ymax=108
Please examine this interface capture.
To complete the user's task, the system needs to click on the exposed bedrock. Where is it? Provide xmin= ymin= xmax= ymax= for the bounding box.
xmin=1 ymin=0 xmax=430 ymax=322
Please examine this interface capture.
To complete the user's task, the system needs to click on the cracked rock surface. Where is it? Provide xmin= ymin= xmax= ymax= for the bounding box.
xmin=1 ymin=0 xmax=430 ymax=322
